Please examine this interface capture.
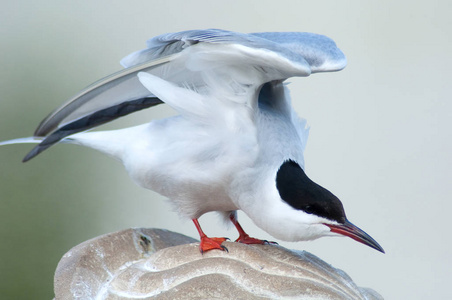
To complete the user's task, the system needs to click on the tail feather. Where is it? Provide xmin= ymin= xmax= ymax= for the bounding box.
xmin=0 ymin=137 xmax=44 ymax=162
xmin=0 ymin=137 xmax=43 ymax=146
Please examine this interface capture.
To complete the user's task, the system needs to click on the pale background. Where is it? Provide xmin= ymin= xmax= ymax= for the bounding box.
xmin=0 ymin=1 xmax=451 ymax=299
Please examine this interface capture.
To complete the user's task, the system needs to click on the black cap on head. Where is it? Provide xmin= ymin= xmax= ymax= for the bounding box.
xmin=276 ymin=160 xmax=346 ymax=224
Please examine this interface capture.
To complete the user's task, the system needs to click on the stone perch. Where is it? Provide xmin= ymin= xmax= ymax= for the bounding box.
xmin=54 ymin=228 xmax=383 ymax=299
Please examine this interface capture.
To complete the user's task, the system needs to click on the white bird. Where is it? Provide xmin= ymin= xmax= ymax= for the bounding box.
xmin=1 ymin=29 xmax=384 ymax=253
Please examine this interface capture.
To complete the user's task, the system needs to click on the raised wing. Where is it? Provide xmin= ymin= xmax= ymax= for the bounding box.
xmin=24 ymin=29 xmax=346 ymax=161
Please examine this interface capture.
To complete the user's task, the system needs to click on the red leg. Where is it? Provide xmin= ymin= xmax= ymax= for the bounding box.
xmin=229 ymin=214 xmax=277 ymax=245
xmin=192 ymin=219 xmax=228 ymax=254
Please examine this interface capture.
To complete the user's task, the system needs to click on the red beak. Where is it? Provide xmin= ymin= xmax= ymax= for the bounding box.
xmin=324 ymin=219 xmax=385 ymax=253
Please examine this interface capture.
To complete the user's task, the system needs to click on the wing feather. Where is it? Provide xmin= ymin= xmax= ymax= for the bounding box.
xmin=34 ymin=56 xmax=173 ymax=136
xmin=26 ymin=29 xmax=346 ymax=160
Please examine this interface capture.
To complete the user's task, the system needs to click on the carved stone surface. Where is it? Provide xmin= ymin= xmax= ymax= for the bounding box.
xmin=54 ymin=228 xmax=383 ymax=299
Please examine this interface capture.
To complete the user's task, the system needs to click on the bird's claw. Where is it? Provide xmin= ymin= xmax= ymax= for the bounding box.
xmin=199 ymin=236 xmax=229 ymax=254
xmin=235 ymin=235 xmax=277 ymax=245
xmin=263 ymin=240 xmax=278 ymax=245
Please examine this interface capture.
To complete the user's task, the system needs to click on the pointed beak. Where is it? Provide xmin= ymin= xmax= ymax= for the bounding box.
xmin=324 ymin=219 xmax=385 ymax=253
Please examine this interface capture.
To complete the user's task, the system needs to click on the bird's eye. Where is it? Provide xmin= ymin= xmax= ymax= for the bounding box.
xmin=304 ymin=205 xmax=314 ymax=214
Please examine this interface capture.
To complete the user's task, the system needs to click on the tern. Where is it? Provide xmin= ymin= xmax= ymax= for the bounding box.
xmin=0 ymin=29 xmax=384 ymax=253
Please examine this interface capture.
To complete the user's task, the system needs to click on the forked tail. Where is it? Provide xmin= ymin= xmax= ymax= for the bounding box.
xmin=0 ymin=137 xmax=43 ymax=146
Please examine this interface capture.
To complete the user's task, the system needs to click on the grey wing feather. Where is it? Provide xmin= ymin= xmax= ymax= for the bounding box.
xmin=34 ymin=56 xmax=172 ymax=136
xmin=122 ymin=29 xmax=346 ymax=72
xmin=251 ymin=32 xmax=346 ymax=72
xmin=27 ymin=29 xmax=347 ymax=161
xmin=121 ymin=29 xmax=310 ymax=68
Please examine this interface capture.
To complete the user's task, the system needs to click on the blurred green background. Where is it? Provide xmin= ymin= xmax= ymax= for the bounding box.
xmin=1 ymin=1 xmax=451 ymax=299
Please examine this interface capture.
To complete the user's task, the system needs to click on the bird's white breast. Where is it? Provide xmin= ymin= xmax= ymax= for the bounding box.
xmin=119 ymin=114 xmax=258 ymax=219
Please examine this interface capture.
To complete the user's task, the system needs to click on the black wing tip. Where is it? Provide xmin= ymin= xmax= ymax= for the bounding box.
xmin=22 ymin=145 xmax=45 ymax=162
xmin=22 ymin=97 xmax=164 ymax=163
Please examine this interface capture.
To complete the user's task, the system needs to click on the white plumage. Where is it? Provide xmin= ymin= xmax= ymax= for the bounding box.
xmin=0 ymin=29 xmax=384 ymax=253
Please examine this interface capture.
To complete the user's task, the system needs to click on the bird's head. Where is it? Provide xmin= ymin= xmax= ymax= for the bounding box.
xmin=268 ymin=159 xmax=384 ymax=253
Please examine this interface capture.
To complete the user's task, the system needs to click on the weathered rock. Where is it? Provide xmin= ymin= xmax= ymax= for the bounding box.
xmin=54 ymin=228 xmax=382 ymax=299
